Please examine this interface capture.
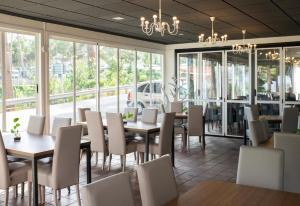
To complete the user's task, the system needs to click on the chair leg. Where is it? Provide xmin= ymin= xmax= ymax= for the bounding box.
xmin=202 ymin=135 xmax=206 ymax=149
xmin=68 ymin=186 xmax=71 ymax=195
xmin=28 ymin=182 xmax=32 ymax=206
xmin=122 ymin=155 xmax=126 ymax=172
xmin=4 ymin=188 xmax=9 ymax=206
xmin=198 ymin=136 xmax=202 ymax=143
xmin=54 ymin=189 xmax=59 ymax=206
xmin=21 ymin=182 xmax=25 ymax=199
xmin=140 ymin=152 xmax=144 ymax=164
xmin=41 ymin=185 xmax=45 ymax=204
xmin=134 ymin=152 xmax=136 ymax=160
xmin=80 ymin=149 xmax=84 ymax=160
xmin=108 ymin=153 xmax=112 ymax=171
xmin=137 ymin=152 xmax=140 ymax=165
xmin=58 ymin=189 xmax=61 ymax=200
xmin=120 ymin=155 xmax=123 ymax=167
xmin=187 ymin=135 xmax=190 ymax=151
xmin=102 ymin=153 xmax=106 ymax=171
xmin=39 ymin=185 xmax=42 ymax=203
xmin=95 ymin=152 xmax=98 ymax=166
xmin=14 ymin=184 xmax=18 ymax=198
xmin=76 ymin=184 xmax=81 ymax=206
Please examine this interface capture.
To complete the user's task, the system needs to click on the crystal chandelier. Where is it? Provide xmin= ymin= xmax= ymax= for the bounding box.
xmin=265 ymin=50 xmax=280 ymax=60
xmin=140 ymin=0 xmax=180 ymax=36
xmin=232 ymin=30 xmax=256 ymax=54
xmin=198 ymin=17 xmax=228 ymax=44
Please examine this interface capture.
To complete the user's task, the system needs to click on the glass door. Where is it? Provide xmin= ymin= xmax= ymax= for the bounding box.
xmin=283 ymin=47 xmax=300 ymax=111
xmin=255 ymin=48 xmax=282 ymax=115
xmin=225 ymin=51 xmax=251 ymax=136
xmin=201 ymin=51 xmax=224 ymax=135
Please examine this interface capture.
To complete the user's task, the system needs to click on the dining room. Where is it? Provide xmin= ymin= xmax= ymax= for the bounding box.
xmin=0 ymin=0 xmax=300 ymax=206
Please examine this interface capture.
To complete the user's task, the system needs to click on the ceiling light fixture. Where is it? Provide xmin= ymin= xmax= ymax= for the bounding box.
xmin=113 ymin=17 xmax=124 ymax=20
xmin=232 ymin=30 xmax=256 ymax=54
xmin=140 ymin=0 xmax=179 ymax=36
xmin=198 ymin=17 xmax=228 ymax=44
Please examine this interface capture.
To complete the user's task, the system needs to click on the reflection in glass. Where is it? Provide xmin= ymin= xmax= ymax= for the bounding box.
xmin=202 ymin=52 xmax=222 ymax=100
xmin=227 ymin=52 xmax=250 ymax=100
xmin=227 ymin=103 xmax=245 ymax=136
xmin=5 ymin=32 xmax=37 ymax=131
xmin=284 ymin=47 xmax=300 ymax=102
xmin=258 ymin=103 xmax=280 ymax=115
xmin=204 ymin=102 xmax=222 ymax=135
xmin=256 ymin=49 xmax=280 ymax=101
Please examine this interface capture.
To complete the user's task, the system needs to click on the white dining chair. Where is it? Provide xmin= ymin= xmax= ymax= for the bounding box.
xmin=274 ymin=132 xmax=300 ymax=193
xmin=51 ymin=117 xmax=72 ymax=137
xmin=185 ymin=105 xmax=204 ymax=150
xmin=124 ymin=107 xmax=138 ymax=122
xmin=237 ymin=146 xmax=284 ymax=190
xmin=170 ymin=101 xmax=185 ymax=149
xmin=170 ymin=101 xmax=182 ymax=113
xmin=106 ymin=113 xmax=137 ymax=172
xmin=282 ymin=107 xmax=299 ymax=133
xmin=82 ymin=172 xmax=135 ymax=206
xmin=137 ymin=155 xmax=178 ymax=206
xmin=248 ymin=120 xmax=269 ymax=146
xmin=78 ymin=107 xmax=91 ymax=122
xmin=137 ymin=112 xmax=175 ymax=163
xmin=141 ymin=108 xmax=158 ymax=124
xmin=27 ymin=115 xmax=45 ymax=135
xmin=28 ymin=125 xmax=83 ymax=206
xmin=86 ymin=111 xmax=108 ymax=170
xmin=0 ymin=131 xmax=31 ymax=206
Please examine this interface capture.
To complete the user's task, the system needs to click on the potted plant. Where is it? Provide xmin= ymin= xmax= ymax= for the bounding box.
xmin=296 ymin=129 xmax=300 ymax=135
xmin=122 ymin=112 xmax=134 ymax=124
xmin=11 ymin=117 xmax=21 ymax=141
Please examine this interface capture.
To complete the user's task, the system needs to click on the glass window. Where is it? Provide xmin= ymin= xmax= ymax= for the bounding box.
xmin=100 ymin=46 xmax=118 ymax=116
xmin=49 ymin=39 xmax=74 ymax=125
xmin=5 ymin=32 xmax=37 ymax=131
xmin=75 ymin=43 xmax=97 ymax=120
xmin=256 ymin=49 xmax=281 ymax=101
xmin=151 ymin=53 xmax=163 ymax=109
xmin=284 ymin=47 xmax=300 ymax=102
xmin=119 ymin=49 xmax=135 ymax=113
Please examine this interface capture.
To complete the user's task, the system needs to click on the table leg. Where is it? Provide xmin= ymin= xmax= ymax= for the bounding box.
xmin=145 ymin=133 xmax=149 ymax=162
xmin=32 ymin=158 xmax=38 ymax=206
xmin=172 ymin=126 xmax=175 ymax=167
xmin=86 ymin=145 xmax=91 ymax=184
xmin=243 ymin=120 xmax=247 ymax=145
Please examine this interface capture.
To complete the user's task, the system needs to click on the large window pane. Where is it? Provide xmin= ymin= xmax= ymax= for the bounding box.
xmin=137 ymin=51 xmax=151 ymax=114
xmin=75 ymin=43 xmax=97 ymax=120
xmin=284 ymin=47 xmax=300 ymax=102
xmin=151 ymin=53 xmax=163 ymax=110
xmin=119 ymin=49 xmax=135 ymax=113
xmin=5 ymin=32 xmax=37 ymax=131
xmin=227 ymin=103 xmax=246 ymax=136
xmin=49 ymin=39 xmax=74 ymax=125
xmin=256 ymin=49 xmax=280 ymax=101
xmin=100 ymin=46 xmax=118 ymax=116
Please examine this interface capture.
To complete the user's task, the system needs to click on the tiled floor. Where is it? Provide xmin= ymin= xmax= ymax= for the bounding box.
xmin=1 ymin=136 xmax=242 ymax=205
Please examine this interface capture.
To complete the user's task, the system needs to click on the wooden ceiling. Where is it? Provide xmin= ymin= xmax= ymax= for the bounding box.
xmin=0 ymin=0 xmax=300 ymax=44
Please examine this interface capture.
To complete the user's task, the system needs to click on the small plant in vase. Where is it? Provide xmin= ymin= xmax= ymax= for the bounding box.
xmin=11 ymin=117 xmax=21 ymax=141
xmin=122 ymin=112 xmax=134 ymax=124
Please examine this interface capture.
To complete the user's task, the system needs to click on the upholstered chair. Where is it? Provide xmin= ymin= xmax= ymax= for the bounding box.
xmin=282 ymin=107 xmax=299 ymax=133
xmin=106 ymin=113 xmax=137 ymax=172
xmin=170 ymin=101 xmax=182 ymax=113
xmin=82 ymin=172 xmax=135 ymax=206
xmin=28 ymin=125 xmax=83 ymax=206
xmin=141 ymin=108 xmax=158 ymax=124
xmin=78 ymin=107 xmax=91 ymax=122
xmin=27 ymin=115 xmax=45 ymax=135
xmin=237 ymin=146 xmax=284 ymax=191
xmin=248 ymin=120 xmax=269 ymax=146
xmin=137 ymin=155 xmax=178 ymax=206
xmin=51 ymin=117 xmax=71 ymax=137
xmin=86 ymin=111 xmax=108 ymax=170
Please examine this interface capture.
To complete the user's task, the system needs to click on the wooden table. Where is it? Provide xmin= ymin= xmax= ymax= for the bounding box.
xmin=3 ymin=132 xmax=91 ymax=206
xmin=166 ymin=181 xmax=300 ymax=206
xmin=78 ymin=120 xmax=161 ymax=162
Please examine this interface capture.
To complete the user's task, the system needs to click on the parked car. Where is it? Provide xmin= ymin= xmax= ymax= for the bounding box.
xmin=127 ymin=81 xmax=163 ymax=113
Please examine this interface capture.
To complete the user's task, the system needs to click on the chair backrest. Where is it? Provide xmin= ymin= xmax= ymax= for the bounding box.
xmin=244 ymin=105 xmax=259 ymax=121
xmin=282 ymin=107 xmax=299 ymax=133
xmin=158 ymin=113 xmax=175 ymax=155
xmin=124 ymin=107 xmax=138 ymax=122
xmin=248 ymin=120 xmax=268 ymax=146
xmin=85 ymin=111 xmax=106 ymax=152
xmin=237 ymin=146 xmax=284 ymax=190
xmin=142 ymin=108 xmax=158 ymax=124
xmin=27 ymin=115 xmax=45 ymax=135
xmin=188 ymin=105 xmax=203 ymax=136
xmin=52 ymin=125 xmax=82 ymax=189
xmin=82 ymin=172 xmax=135 ymax=206
xmin=170 ymin=101 xmax=182 ymax=113
xmin=274 ymin=132 xmax=300 ymax=193
xmin=51 ymin=117 xmax=71 ymax=137
xmin=0 ymin=131 xmax=9 ymax=189
xmin=78 ymin=108 xmax=91 ymax=122
xmin=137 ymin=155 xmax=178 ymax=206
xmin=106 ymin=113 xmax=126 ymax=155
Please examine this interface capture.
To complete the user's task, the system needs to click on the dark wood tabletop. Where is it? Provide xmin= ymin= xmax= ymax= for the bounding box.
xmin=166 ymin=181 xmax=300 ymax=206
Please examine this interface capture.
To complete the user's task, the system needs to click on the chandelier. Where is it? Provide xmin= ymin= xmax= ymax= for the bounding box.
xmin=198 ymin=17 xmax=228 ymax=44
xmin=265 ymin=50 xmax=280 ymax=60
xmin=140 ymin=0 xmax=180 ymax=36
xmin=232 ymin=30 xmax=256 ymax=54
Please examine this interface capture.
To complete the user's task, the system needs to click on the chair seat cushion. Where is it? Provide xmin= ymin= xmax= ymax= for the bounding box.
xmin=28 ymin=162 xmax=53 ymax=187
xmin=9 ymin=162 xmax=31 ymax=186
